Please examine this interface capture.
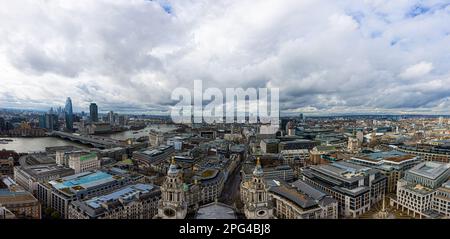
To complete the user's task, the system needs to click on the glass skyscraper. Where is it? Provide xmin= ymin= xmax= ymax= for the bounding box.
xmin=90 ymin=103 xmax=99 ymax=122
xmin=65 ymin=97 xmax=73 ymax=131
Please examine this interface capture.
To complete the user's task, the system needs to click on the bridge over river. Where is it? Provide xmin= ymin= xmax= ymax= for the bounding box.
xmin=49 ymin=131 xmax=125 ymax=149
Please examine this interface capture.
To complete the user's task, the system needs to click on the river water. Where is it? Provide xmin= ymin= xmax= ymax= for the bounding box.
xmin=103 ymin=124 xmax=178 ymax=140
xmin=0 ymin=124 xmax=178 ymax=153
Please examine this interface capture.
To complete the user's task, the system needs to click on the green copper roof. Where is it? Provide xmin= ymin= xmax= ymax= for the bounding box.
xmin=80 ymin=153 xmax=97 ymax=161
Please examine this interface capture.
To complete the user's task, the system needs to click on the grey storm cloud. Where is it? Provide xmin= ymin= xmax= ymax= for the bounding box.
xmin=0 ymin=0 xmax=450 ymax=115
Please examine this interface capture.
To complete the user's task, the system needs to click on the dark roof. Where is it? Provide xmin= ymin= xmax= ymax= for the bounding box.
xmin=292 ymin=180 xmax=326 ymax=201
xmin=269 ymin=184 xmax=317 ymax=209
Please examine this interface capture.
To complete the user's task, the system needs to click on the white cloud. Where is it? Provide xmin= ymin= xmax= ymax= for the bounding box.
xmin=400 ymin=61 xmax=434 ymax=79
xmin=0 ymin=0 xmax=450 ymax=114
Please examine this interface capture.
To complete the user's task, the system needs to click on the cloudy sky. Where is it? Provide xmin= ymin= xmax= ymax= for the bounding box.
xmin=0 ymin=0 xmax=450 ymax=115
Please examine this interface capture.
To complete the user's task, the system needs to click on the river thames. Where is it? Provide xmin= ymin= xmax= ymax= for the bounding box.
xmin=0 ymin=124 xmax=178 ymax=153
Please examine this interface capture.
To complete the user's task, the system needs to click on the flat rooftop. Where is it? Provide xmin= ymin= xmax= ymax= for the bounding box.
xmin=85 ymin=184 xmax=154 ymax=209
xmin=279 ymin=139 xmax=316 ymax=144
xmin=139 ymin=145 xmax=173 ymax=157
xmin=408 ymin=161 xmax=450 ymax=180
xmin=318 ymin=161 xmax=371 ymax=181
xmin=356 ymin=150 xmax=416 ymax=163
xmin=50 ymin=171 xmax=115 ymax=191
xmin=442 ymin=180 xmax=450 ymax=189
xmin=0 ymin=177 xmax=38 ymax=204
xmin=269 ymin=183 xmax=317 ymax=209
xmin=19 ymin=164 xmax=74 ymax=178
xmin=261 ymin=139 xmax=280 ymax=144
xmin=292 ymin=179 xmax=327 ymax=201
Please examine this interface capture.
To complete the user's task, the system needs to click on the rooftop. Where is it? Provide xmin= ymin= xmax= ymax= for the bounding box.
xmin=79 ymin=153 xmax=97 ymax=161
xmin=195 ymin=202 xmax=237 ymax=219
xmin=356 ymin=150 xmax=416 ymax=163
xmin=442 ymin=180 xmax=450 ymax=189
xmin=71 ymin=183 xmax=160 ymax=218
xmin=85 ymin=184 xmax=155 ymax=209
xmin=0 ymin=177 xmax=38 ymax=204
xmin=408 ymin=161 xmax=450 ymax=180
xmin=139 ymin=145 xmax=173 ymax=157
xmin=292 ymin=179 xmax=327 ymax=201
xmin=49 ymin=171 xmax=116 ymax=192
xmin=317 ymin=161 xmax=371 ymax=181
xmin=269 ymin=182 xmax=317 ymax=209
xmin=261 ymin=139 xmax=280 ymax=144
xmin=18 ymin=164 xmax=74 ymax=178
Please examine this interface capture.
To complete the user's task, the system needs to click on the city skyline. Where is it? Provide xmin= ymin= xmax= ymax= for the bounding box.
xmin=0 ymin=1 xmax=450 ymax=115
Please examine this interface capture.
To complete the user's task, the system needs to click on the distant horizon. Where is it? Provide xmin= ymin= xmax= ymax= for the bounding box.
xmin=2 ymin=106 xmax=450 ymax=118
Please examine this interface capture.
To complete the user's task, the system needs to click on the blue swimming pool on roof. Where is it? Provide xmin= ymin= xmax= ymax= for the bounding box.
xmin=54 ymin=172 xmax=112 ymax=189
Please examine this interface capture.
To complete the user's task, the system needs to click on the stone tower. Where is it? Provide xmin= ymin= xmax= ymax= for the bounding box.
xmin=155 ymin=157 xmax=187 ymax=219
xmin=241 ymin=157 xmax=273 ymax=219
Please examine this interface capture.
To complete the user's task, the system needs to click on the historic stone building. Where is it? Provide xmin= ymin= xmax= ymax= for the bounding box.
xmin=154 ymin=158 xmax=188 ymax=219
xmin=240 ymin=158 xmax=274 ymax=219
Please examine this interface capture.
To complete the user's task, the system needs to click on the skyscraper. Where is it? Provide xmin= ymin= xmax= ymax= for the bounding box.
xmin=89 ymin=103 xmax=99 ymax=122
xmin=0 ymin=117 xmax=5 ymax=131
xmin=108 ymin=111 xmax=114 ymax=125
xmin=65 ymin=97 xmax=73 ymax=131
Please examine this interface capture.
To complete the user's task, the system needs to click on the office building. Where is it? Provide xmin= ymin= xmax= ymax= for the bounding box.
xmin=268 ymin=179 xmax=338 ymax=219
xmin=149 ymin=131 xmax=165 ymax=147
xmin=241 ymin=157 xmax=295 ymax=182
xmin=349 ymin=150 xmax=421 ymax=193
xmin=39 ymin=114 xmax=46 ymax=129
xmin=196 ymin=168 xmax=225 ymax=204
xmin=83 ymin=122 xmax=112 ymax=134
xmin=278 ymin=139 xmax=319 ymax=151
xmin=108 ymin=111 xmax=115 ymax=125
xmin=302 ymin=161 xmax=387 ymax=218
xmin=67 ymin=152 xmax=101 ymax=174
xmin=280 ymin=149 xmax=309 ymax=177
xmin=309 ymin=146 xmax=338 ymax=165
xmin=14 ymin=164 xmax=75 ymax=194
xmin=0 ymin=157 xmax=14 ymax=176
xmin=132 ymin=145 xmax=174 ymax=168
xmin=37 ymin=169 xmax=142 ymax=218
xmin=391 ymin=161 xmax=450 ymax=218
xmin=65 ymin=97 xmax=73 ymax=131
xmin=260 ymin=139 xmax=280 ymax=154
xmin=0 ymin=117 xmax=5 ymax=132
xmin=89 ymin=103 xmax=99 ymax=122
xmin=0 ymin=176 xmax=41 ymax=219
xmin=68 ymin=184 xmax=161 ymax=219
xmin=396 ymin=144 xmax=450 ymax=163
xmin=433 ymin=180 xmax=450 ymax=217
xmin=56 ymin=150 xmax=101 ymax=174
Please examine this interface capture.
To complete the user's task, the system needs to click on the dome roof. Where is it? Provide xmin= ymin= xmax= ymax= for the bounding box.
xmin=253 ymin=157 xmax=264 ymax=177
xmin=167 ymin=157 xmax=180 ymax=176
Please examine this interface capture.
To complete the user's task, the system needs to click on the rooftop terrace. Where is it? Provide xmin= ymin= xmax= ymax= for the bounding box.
xmin=50 ymin=171 xmax=114 ymax=191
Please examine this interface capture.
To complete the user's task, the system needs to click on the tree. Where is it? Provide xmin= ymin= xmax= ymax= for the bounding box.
xmin=50 ymin=211 xmax=61 ymax=219
xmin=44 ymin=207 xmax=54 ymax=217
